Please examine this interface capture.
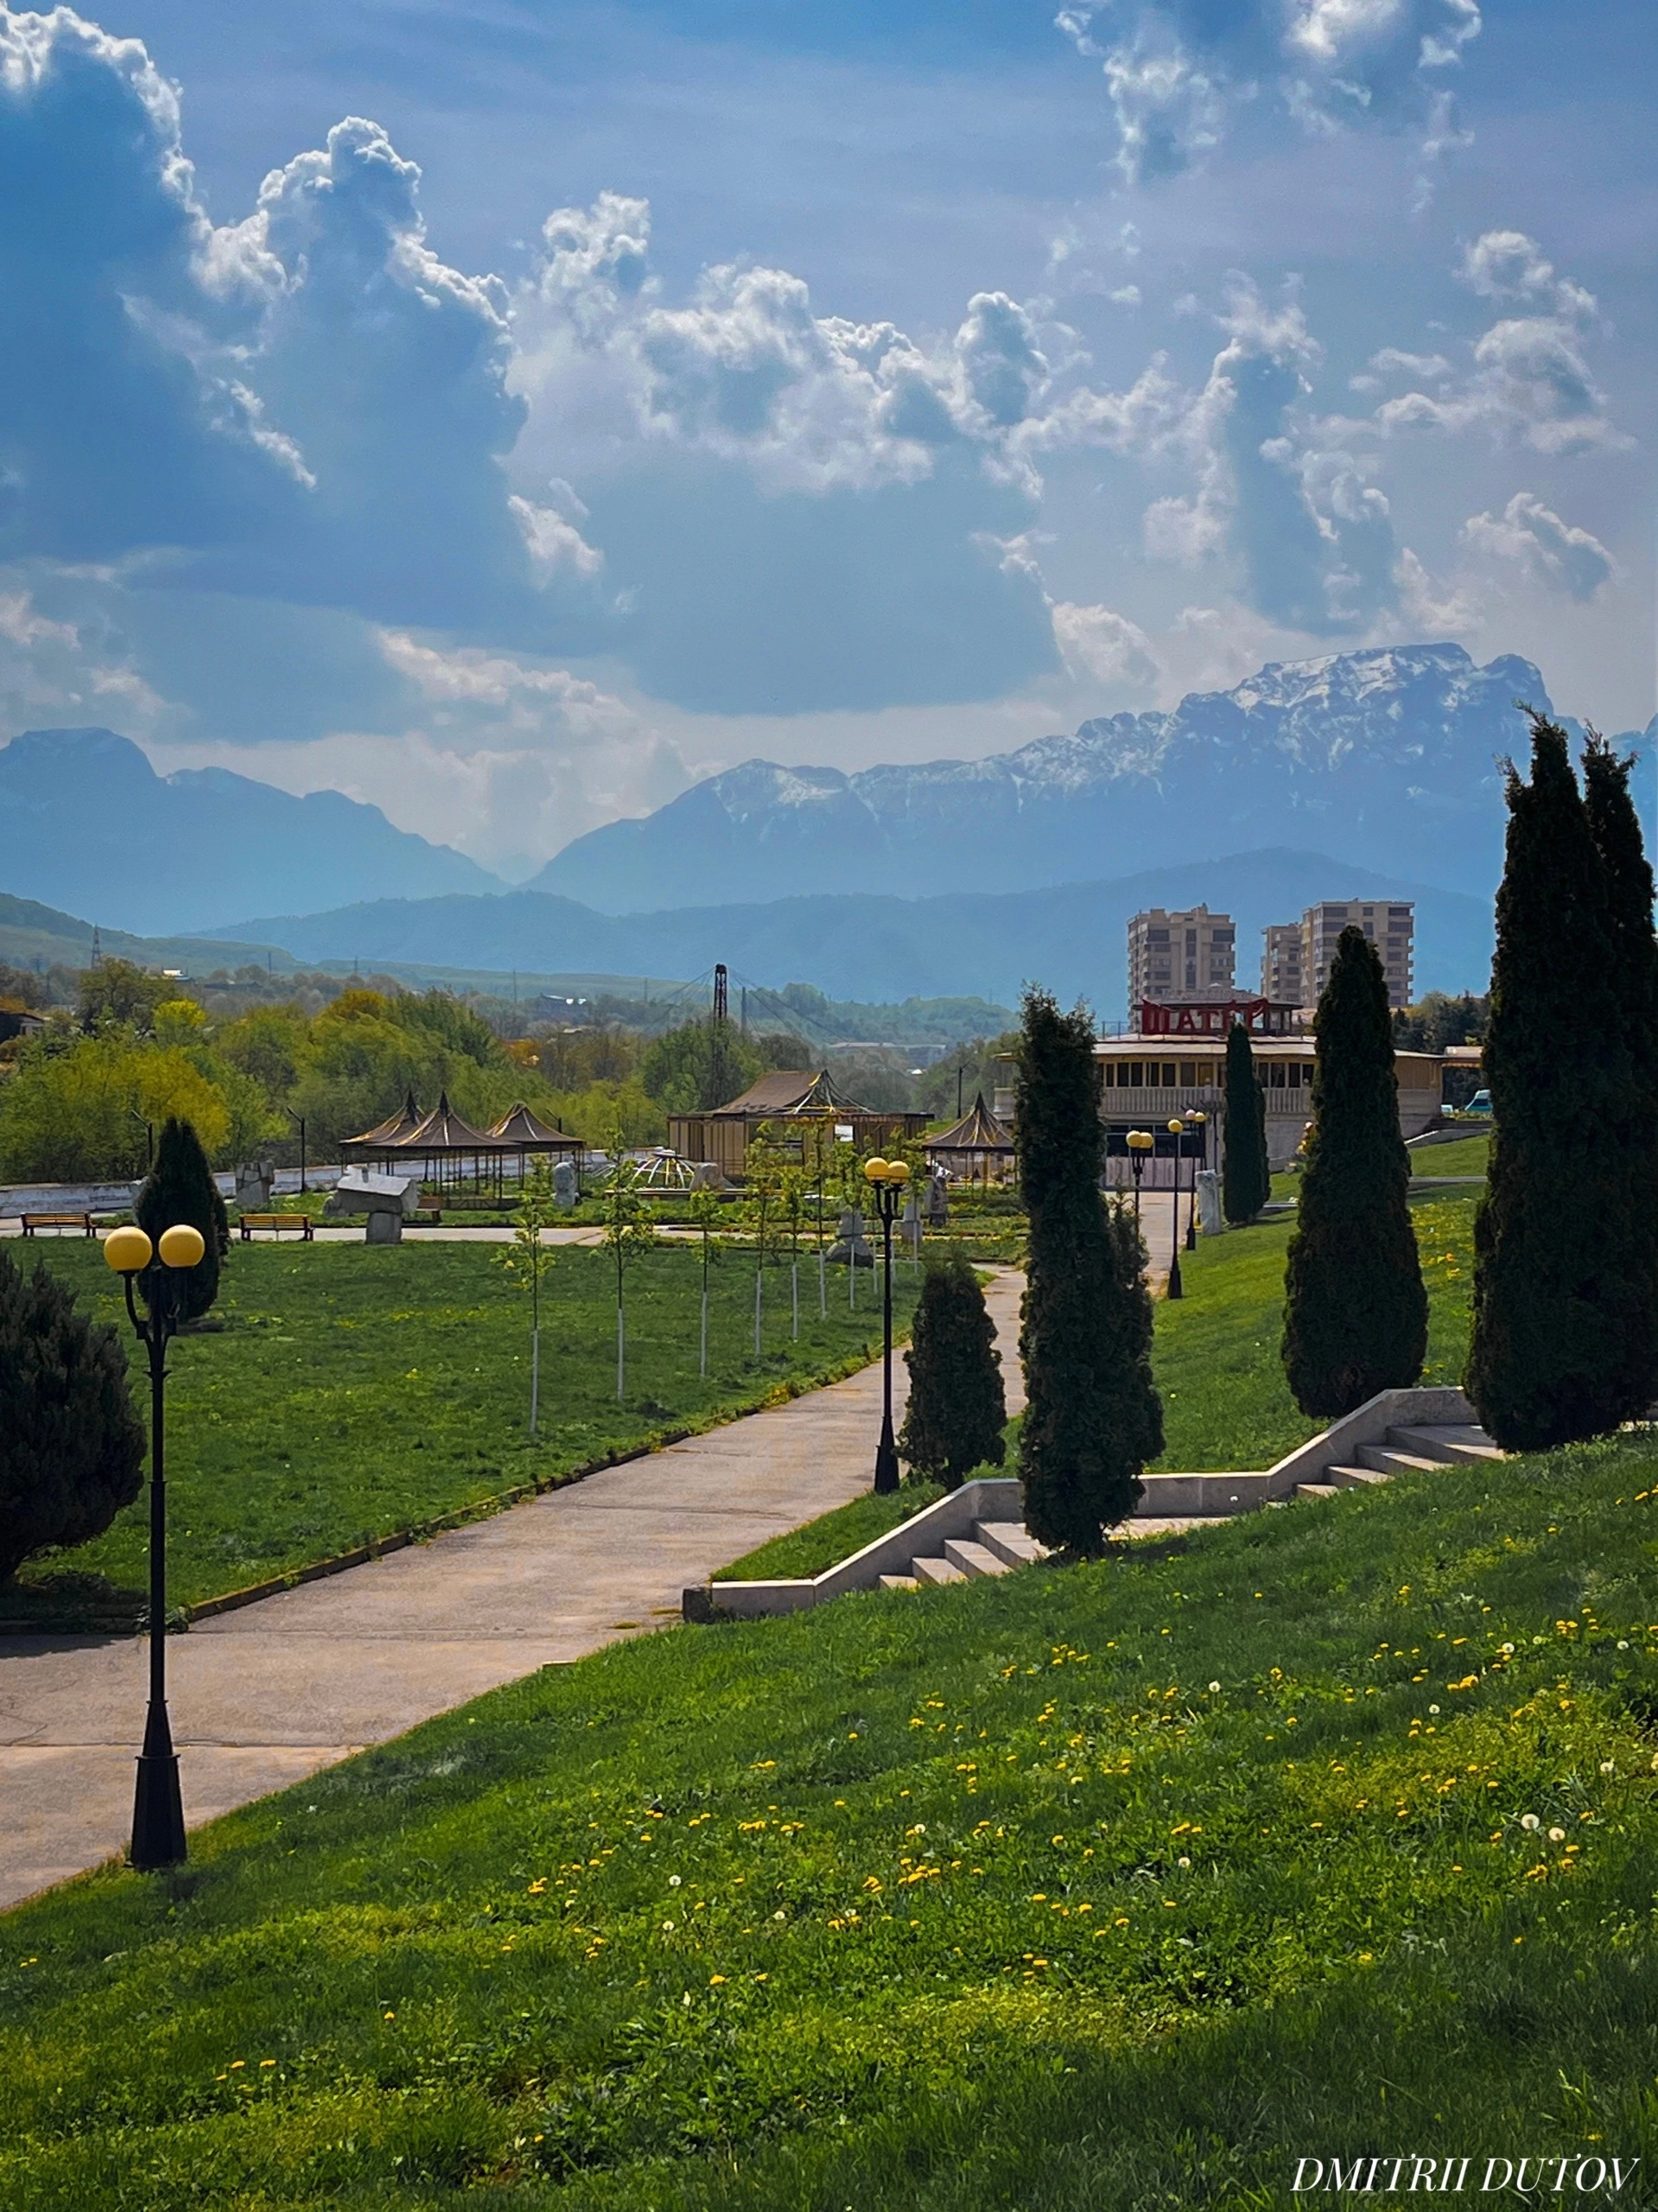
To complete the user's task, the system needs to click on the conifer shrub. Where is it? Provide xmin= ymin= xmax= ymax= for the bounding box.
xmin=1467 ymin=712 xmax=1651 ymax=1449
xmin=0 ymin=1248 xmax=145 ymax=1587
xmin=135 ymin=1116 xmax=227 ymax=1324
xmin=1582 ymin=730 xmax=1658 ymax=1410
xmin=897 ymin=1251 xmax=1007 ymax=1490
xmin=1016 ymin=989 xmax=1163 ymax=1555
xmin=1281 ymin=925 xmax=1427 ymax=1417
xmin=1222 ymin=1021 xmax=1271 ymax=1224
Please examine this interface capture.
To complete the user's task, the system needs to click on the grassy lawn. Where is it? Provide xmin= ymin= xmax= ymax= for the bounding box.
xmin=1409 ymin=1131 xmax=1490 ymax=1178
xmin=10 ymin=1241 xmax=913 ymax=1613
xmin=1149 ymin=1191 xmax=1477 ymax=1471
xmin=714 ymin=1482 xmax=947 ymax=1582
xmin=5 ymin=1429 xmax=1658 ymax=2208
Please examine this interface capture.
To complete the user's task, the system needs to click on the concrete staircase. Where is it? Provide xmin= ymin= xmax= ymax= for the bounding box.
xmin=685 ymin=1389 xmax=1505 ymax=1622
xmin=880 ymin=1522 xmax=1046 ymax=1592
xmin=1303 ymin=1420 xmax=1501 ymax=1500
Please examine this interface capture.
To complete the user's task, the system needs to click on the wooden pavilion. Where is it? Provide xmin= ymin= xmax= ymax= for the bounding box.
xmin=486 ymin=1102 xmax=584 ymax=1175
xmin=667 ymin=1069 xmax=929 ymax=1183
xmin=924 ymin=1092 xmax=1015 ymax=1185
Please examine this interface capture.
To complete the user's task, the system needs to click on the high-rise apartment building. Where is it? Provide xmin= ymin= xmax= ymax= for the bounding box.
xmin=1261 ymin=923 xmax=1306 ymax=1006
xmin=1128 ymin=906 xmax=1236 ymax=1017
xmin=1263 ymin=899 xmax=1414 ymax=1010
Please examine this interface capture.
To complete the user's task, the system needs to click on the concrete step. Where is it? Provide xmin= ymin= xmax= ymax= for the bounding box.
xmin=975 ymin=1522 xmax=1046 ymax=1567
xmin=1326 ymin=1464 xmax=1391 ymax=1488
xmin=1388 ymin=1422 xmax=1503 ymax=1464
xmin=878 ymin=1573 xmax=919 ymax=1592
xmin=912 ymin=1555 xmax=967 ymax=1586
xmin=1293 ymin=1482 xmax=1343 ymax=1501
xmin=943 ymin=1537 xmax=1009 ymax=1580
xmin=1356 ymin=1445 xmax=1447 ymax=1477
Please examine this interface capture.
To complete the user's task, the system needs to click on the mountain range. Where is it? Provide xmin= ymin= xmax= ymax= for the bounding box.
xmin=212 ymin=849 xmax=1494 ymax=1015
xmin=532 ymin=644 xmax=1655 ymax=913
xmin=0 ymin=728 xmax=499 ymax=937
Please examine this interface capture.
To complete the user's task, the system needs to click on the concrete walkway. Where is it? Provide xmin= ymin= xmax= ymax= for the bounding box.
xmin=0 ymin=1273 xmax=1026 ymax=1911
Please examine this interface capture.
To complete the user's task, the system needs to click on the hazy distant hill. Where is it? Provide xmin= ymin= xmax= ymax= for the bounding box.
xmin=215 ymin=848 xmax=1495 ymax=1014
xmin=0 ymin=728 xmax=502 ymax=936
xmin=531 ymin=644 xmax=1655 ymax=914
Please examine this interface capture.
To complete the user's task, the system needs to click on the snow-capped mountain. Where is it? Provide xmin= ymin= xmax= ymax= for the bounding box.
xmin=532 ymin=645 xmax=1655 ymax=913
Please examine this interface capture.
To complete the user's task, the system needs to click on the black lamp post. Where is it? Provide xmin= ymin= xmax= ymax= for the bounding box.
xmin=104 ymin=1219 xmax=206 ymax=1872
xmin=1183 ymin=1109 xmax=1207 ymax=1250
xmin=286 ymin=1107 xmax=308 ymax=1194
xmin=1126 ymin=1128 xmax=1153 ymax=1224
xmin=1165 ymin=1118 xmax=1185 ymax=1299
xmin=862 ymin=1155 xmax=910 ymax=1495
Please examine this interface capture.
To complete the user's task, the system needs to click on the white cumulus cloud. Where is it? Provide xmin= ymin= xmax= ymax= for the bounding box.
xmin=1462 ymin=493 xmax=1617 ymax=601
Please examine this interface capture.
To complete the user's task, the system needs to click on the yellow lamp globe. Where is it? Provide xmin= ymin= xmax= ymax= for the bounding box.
xmin=863 ymin=1156 xmax=890 ymax=1183
xmin=1168 ymin=1119 xmax=1185 ymax=1135
xmin=158 ymin=1224 xmax=206 ymax=1269
xmin=103 ymin=1224 xmax=153 ymax=1275
xmin=886 ymin=1160 xmax=911 ymax=1185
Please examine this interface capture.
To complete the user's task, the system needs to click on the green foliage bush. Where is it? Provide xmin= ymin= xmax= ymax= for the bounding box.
xmin=1468 ymin=713 xmax=1656 ymax=1449
xmin=1016 ymin=989 xmax=1162 ymax=1554
xmin=1281 ymin=926 xmax=1427 ymax=1417
xmin=135 ymin=1117 xmax=228 ymax=1323
xmin=898 ymin=1252 xmax=1006 ymax=1488
xmin=1221 ymin=1022 xmax=1270 ymax=1225
xmin=0 ymin=1246 xmax=144 ymax=1586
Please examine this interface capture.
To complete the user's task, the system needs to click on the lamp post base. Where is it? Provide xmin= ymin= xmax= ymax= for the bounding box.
xmin=873 ymin=1417 xmax=900 ymax=1496
xmin=130 ymin=1700 xmax=187 ymax=1872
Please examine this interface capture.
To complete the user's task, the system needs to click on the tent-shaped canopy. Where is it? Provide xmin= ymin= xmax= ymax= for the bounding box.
xmin=486 ymin=1103 xmax=583 ymax=1154
xmin=924 ymin=1092 xmax=1015 ymax=1182
xmin=667 ymin=1068 xmax=930 ymax=1182
xmin=347 ymin=1089 xmax=423 ymax=1150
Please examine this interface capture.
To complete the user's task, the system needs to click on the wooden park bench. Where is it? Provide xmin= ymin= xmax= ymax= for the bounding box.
xmin=406 ymin=1207 xmax=443 ymax=1226
xmin=239 ymin=1212 xmax=314 ymax=1242
xmin=21 ymin=1211 xmax=96 ymax=1238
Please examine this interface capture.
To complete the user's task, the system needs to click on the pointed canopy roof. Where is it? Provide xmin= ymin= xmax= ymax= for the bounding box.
xmin=399 ymin=1090 xmax=494 ymax=1152
xmin=347 ymin=1088 xmax=423 ymax=1150
xmin=925 ymin=1092 xmax=1014 ymax=1154
xmin=708 ymin=1068 xmax=872 ymax=1119
xmin=486 ymin=1102 xmax=583 ymax=1151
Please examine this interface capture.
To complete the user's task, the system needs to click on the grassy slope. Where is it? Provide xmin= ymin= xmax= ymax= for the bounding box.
xmin=1410 ymin=1133 xmax=1490 ymax=1178
xmin=14 ymin=1243 xmax=911 ymax=1611
xmin=715 ymin=1483 xmax=946 ymax=1582
xmin=1149 ymin=1191 xmax=1476 ymax=1471
xmin=4 ymin=1434 xmax=1658 ymax=2209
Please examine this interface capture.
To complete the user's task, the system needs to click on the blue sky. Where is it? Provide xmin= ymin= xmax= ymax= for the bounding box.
xmin=0 ymin=0 xmax=1651 ymax=875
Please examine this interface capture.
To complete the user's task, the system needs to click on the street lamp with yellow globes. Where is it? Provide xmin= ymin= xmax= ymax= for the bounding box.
xmin=104 ymin=1217 xmax=207 ymax=1872
xmin=1166 ymin=1120 xmax=1188 ymax=1299
xmin=1182 ymin=1109 xmax=1207 ymax=1251
xmin=861 ymin=1155 xmax=911 ymax=1494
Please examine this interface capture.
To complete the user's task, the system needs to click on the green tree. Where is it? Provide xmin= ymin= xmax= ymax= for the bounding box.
xmin=0 ymin=1247 xmax=146 ymax=1587
xmin=685 ymin=1185 xmax=725 ymax=1378
xmin=597 ymin=1161 xmax=657 ymax=1402
xmin=1582 ymin=730 xmax=1658 ymax=1412
xmin=497 ymin=1160 xmax=558 ymax=1436
xmin=1222 ymin=1021 xmax=1271 ymax=1224
xmin=1281 ymin=926 xmax=1427 ymax=1417
xmin=135 ymin=1117 xmax=227 ymax=1325
xmin=0 ymin=1037 xmax=232 ymax=1180
xmin=1016 ymin=989 xmax=1163 ymax=1555
xmin=78 ymin=958 xmax=171 ymax=1037
xmin=640 ymin=1018 xmax=763 ymax=1113
xmin=1467 ymin=711 xmax=1649 ymax=1448
xmin=898 ymin=1252 xmax=1007 ymax=1489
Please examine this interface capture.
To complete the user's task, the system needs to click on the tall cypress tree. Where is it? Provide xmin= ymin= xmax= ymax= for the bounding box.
xmin=1222 ymin=1020 xmax=1270 ymax=1224
xmin=1281 ymin=925 xmax=1426 ymax=1416
xmin=1467 ymin=711 xmax=1647 ymax=1448
xmin=898 ymin=1252 xmax=1007 ymax=1490
xmin=1017 ymin=989 xmax=1163 ymax=1555
xmin=1582 ymin=731 xmax=1658 ymax=1408
xmin=136 ymin=1116 xmax=227 ymax=1323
